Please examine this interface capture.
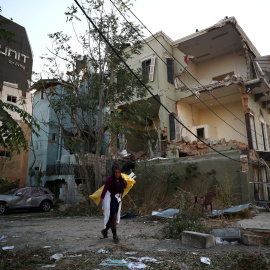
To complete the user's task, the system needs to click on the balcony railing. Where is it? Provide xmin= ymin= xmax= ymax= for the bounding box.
xmin=46 ymin=164 xmax=94 ymax=179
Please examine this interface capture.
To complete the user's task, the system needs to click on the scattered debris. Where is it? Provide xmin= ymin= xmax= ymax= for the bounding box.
xmin=50 ymin=253 xmax=63 ymax=261
xmin=212 ymin=203 xmax=252 ymax=217
xmin=96 ymin=248 xmax=109 ymax=254
xmin=125 ymin=252 xmax=138 ymax=255
xmin=0 ymin=235 xmax=5 ymax=242
xmin=200 ymin=257 xmax=211 ymax=265
xmin=216 ymin=237 xmax=238 ymax=245
xmin=43 ymin=246 xmax=51 ymax=249
xmin=152 ymin=209 xmax=179 ymax=218
xmin=41 ymin=264 xmax=56 ymax=268
xmin=2 ymin=246 xmax=14 ymax=250
xmin=99 ymin=258 xmax=129 ymax=267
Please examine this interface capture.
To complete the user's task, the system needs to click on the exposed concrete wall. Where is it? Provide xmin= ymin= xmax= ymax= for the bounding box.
xmin=176 ymin=98 xmax=247 ymax=143
xmin=196 ymin=52 xmax=247 ymax=85
xmin=135 ymin=151 xmax=250 ymax=205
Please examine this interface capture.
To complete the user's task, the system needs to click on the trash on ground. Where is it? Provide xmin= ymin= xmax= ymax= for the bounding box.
xmin=41 ymin=264 xmax=56 ymax=268
xmin=128 ymin=262 xmax=147 ymax=269
xmin=2 ymin=246 xmax=14 ymax=250
xmin=67 ymin=254 xmax=82 ymax=258
xmin=212 ymin=203 xmax=252 ymax=217
xmin=100 ymin=258 xmax=129 ymax=267
xmin=216 ymin=237 xmax=238 ymax=245
xmin=125 ymin=252 xmax=138 ymax=255
xmin=0 ymin=236 xmax=5 ymax=242
xmin=43 ymin=246 xmax=51 ymax=249
xmin=50 ymin=254 xmax=63 ymax=261
xmin=96 ymin=248 xmax=109 ymax=254
xmin=157 ymin=249 xmax=167 ymax=252
xmin=200 ymin=257 xmax=211 ymax=265
xmin=180 ymin=262 xmax=189 ymax=269
xmin=151 ymin=209 xmax=179 ymax=218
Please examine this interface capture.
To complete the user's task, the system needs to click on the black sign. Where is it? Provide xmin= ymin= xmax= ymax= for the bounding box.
xmin=0 ymin=15 xmax=33 ymax=91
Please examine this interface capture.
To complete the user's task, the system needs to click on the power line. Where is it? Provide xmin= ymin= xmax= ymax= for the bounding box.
xmin=109 ymin=0 xmax=257 ymax=145
xmin=116 ymin=0 xmax=264 ymax=142
xmin=73 ymin=0 xmax=243 ymax=163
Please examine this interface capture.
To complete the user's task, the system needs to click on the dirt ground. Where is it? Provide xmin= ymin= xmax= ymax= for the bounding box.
xmin=0 ymin=211 xmax=270 ymax=269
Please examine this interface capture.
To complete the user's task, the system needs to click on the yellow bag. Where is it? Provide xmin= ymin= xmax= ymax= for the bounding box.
xmin=89 ymin=173 xmax=136 ymax=206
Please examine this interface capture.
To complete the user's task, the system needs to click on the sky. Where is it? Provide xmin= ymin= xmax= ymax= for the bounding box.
xmin=1 ymin=0 xmax=270 ymax=79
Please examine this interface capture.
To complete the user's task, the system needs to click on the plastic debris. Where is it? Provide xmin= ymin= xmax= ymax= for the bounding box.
xmin=0 ymin=236 xmax=5 ymax=242
xmin=128 ymin=262 xmax=147 ymax=269
xmin=151 ymin=209 xmax=179 ymax=218
xmin=216 ymin=237 xmax=238 ymax=245
xmin=43 ymin=246 xmax=51 ymax=249
xmin=41 ymin=264 xmax=56 ymax=268
xmin=200 ymin=257 xmax=211 ymax=265
xmin=100 ymin=258 xmax=129 ymax=267
xmin=50 ymin=254 xmax=63 ymax=261
xmin=96 ymin=248 xmax=109 ymax=254
xmin=125 ymin=252 xmax=138 ymax=255
xmin=2 ymin=246 xmax=14 ymax=250
xmin=212 ymin=203 xmax=252 ymax=217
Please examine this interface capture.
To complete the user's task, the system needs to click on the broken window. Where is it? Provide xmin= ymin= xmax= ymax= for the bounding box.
xmin=142 ymin=56 xmax=156 ymax=82
xmin=197 ymin=128 xmax=205 ymax=139
xmin=167 ymin=58 xmax=174 ymax=84
xmin=7 ymin=95 xmax=17 ymax=103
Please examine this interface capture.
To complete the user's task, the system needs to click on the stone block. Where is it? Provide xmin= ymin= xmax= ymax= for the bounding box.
xmin=241 ymin=234 xmax=265 ymax=246
xmin=182 ymin=231 xmax=216 ymax=249
xmin=211 ymin=228 xmax=240 ymax=241
xmin=183 ymin=136 xmax=191 ymax=143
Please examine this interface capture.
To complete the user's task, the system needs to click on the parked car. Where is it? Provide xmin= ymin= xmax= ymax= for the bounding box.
xmin=0 ymin=187 xmax=56 ymax=215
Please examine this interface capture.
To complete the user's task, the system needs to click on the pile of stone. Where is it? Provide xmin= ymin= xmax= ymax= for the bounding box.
xmin=177 ymin=137 xmax=248 ymax=156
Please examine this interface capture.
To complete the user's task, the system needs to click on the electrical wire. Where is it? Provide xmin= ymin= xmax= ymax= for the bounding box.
xmin=116 ymin=0 xmax=264 ymax=142
xmin=73 ymin=0 xmax=243 ymax=163
xmin=109 ymin=0 xmax=258 ymax=145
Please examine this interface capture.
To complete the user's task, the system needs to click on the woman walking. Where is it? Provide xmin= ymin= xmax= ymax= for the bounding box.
xmin=99 ymin=164 xmax=127 ymax=243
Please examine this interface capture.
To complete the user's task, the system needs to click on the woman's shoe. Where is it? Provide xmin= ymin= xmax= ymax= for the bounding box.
xmin=113 ymin=234 xmax=119 ymax=243
xmin=101 ymin=229 xmax=108 ymax=238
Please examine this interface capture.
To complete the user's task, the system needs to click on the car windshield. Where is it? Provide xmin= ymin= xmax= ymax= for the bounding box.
xmin=6 ymin=188 xmax=20 ymax=195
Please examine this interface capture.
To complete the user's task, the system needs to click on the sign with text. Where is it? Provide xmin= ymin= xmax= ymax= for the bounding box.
xmin=0 ymin=15 xmax=33 ymax=91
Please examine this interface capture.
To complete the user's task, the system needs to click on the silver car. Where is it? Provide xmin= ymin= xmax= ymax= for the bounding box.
xmin=0 ymin=187 xmax=56 ymax=215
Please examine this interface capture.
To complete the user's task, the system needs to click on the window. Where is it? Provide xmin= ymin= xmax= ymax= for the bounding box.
xmin=197 ymin=128 xmax=205 ymax=139
xmin=52 ymin=133 xmax=57 ymax=142
xmin=167 ymin=58 xmax=174 ymax=84
xmin=249 ymin=114 xmax=258 ymax=150
xmin=141 ymin=56 xmax=156 ymax=82
xmin=0 ymin=151 xmax=11 ymax=157
xmin=7 ymin=95 xmax=17 ymax=103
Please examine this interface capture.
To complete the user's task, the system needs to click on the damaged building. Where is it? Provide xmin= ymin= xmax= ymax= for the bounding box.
xmin=120 ymin=17 xmax=270 ymax=204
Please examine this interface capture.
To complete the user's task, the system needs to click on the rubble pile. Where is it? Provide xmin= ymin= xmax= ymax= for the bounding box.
xmin=177 ymin=137 xmax=249 ymax=156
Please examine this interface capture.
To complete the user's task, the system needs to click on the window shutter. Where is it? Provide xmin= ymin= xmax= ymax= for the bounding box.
xmin=175 ymin=116 xmax=182 ymax=141
xmin=167 ymin=58 xmax=174 ymax=84
xmin=149 ymin=56 xmax=156 ymax=82
xmin=169 ymin=113 xmax=176 ymax=141
xmin=142 ymin=60 xmax=147 ymax=80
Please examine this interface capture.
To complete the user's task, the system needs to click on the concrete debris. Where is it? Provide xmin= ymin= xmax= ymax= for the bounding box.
xmin=177 ymin=137 xmax=249 ymax=157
